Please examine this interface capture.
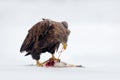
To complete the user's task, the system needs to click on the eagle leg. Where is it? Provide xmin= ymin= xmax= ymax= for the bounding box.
xmin=52 ymin=54 xmax=56 ymax=60
xmin=50 ymin=54 xmax=60 ymax=61
xmin=36 ymin=60 xmax=43 ymax=67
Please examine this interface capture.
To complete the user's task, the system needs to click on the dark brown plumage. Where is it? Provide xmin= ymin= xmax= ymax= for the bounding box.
xmin=20 ymin=18 xmax=70 ymax=66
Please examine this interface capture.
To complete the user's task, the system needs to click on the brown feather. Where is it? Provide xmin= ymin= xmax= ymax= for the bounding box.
xmin=20 ymin=19 xmax=50 ymax=52
xmin=20 ymin=19 xmax=70 ymax=60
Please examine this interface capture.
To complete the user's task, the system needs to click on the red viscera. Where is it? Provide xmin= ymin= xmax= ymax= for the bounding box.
xmin=45 ymin=59 xmax=55 ymax=67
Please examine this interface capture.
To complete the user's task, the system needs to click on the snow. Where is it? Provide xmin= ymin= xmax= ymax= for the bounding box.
xmin=0 ymin=0 xmax=120 ymax=80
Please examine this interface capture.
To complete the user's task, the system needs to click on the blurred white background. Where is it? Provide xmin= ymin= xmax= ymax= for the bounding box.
xmin=0 ymin=0 xmax=120 ymax=80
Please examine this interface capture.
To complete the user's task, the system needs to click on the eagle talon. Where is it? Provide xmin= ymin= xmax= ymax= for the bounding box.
xmin=49 ymin=57 xmax=61 ymax=62
xmin=36 ymin=60 xmax=43 ymax=67
xmin=50 ymin=54 xmax=61 ymax=61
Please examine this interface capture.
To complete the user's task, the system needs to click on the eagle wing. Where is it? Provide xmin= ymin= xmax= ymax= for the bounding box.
xmin=20 ymin=19 xmax=51 ymax=52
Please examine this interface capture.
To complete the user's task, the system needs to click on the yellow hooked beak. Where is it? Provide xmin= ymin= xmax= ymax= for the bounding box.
xmin=62 ymin=43 xmax=67 ymax=50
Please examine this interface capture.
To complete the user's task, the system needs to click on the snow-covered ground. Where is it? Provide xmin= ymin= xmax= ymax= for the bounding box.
xmin=0 ymin=0 xmax=120 ymax=80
